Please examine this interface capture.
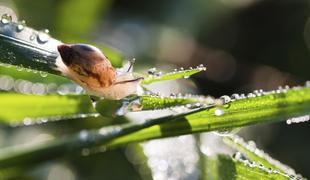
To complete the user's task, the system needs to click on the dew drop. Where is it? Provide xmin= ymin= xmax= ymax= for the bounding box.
xmin=220 ymin=95 xmax=231 ymax=104
xmin=16 ymin=65 xmax=24 ymax=71
xmin=214 ymin=108 xmax=224 ymax=116
xmin=39 ymin=71 xmax=48 ymax=77
xmin=147 ymin=67 xmax=157 ymax=75
xmin=79 ymin=130 xmax=89 ymax=142
xmin=23 ymin=117 xmax=32 ymax=126
xmin=16 ymin=20 xmax=26 ymax=32
xmin=81 ymin=148 xmax=90 ymax=156
xmin=232 ymin=151 xmax=243 ymax=160
xmin=37 ymin=29 xmax=50 ymax=43
xmin=183 ymin=75 xmax=190 ymax=79
xmin=1 ymin=14 xmax=12 ymax=24
xmin=230 ymin=93 xmax=240 ymax=100
xmin=30 ymin=32 xmax=36 ymax=41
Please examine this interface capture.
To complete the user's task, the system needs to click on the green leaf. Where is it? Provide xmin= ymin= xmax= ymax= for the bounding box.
xmin=0 ymin=93 xmax=94 ymax=124
xmin=223 ymin=135 xmax=297 ymax=175
xmin=203 ymin=154 xmax=290 ymax=180
xmin=0 ymin=66 xmax=71 ymax=85
xmin=0 ymin=87 xmax=309 ymax=169
xmin=107 ymin=87 xmax=310 ymax=147
xmin=94 ymin=94 xmax=209 ymax=117
xmin=141 ymin=65 xmax=206 ymax=85
xmin=0 ymin=107 xmax=203 ymax=168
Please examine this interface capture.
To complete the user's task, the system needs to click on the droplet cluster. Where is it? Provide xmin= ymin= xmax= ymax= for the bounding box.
xmin=229 ymin=135 xmax=302 ymax=178
xmin=286 ymin=115 xmax=310 ymax=125
xmin=147 ymin=64 xmax=206 ymax=78
xmin=0 ymin=74 xmax=85 ymax=95
xmin=10 ymin=113 xmax=100 ymax=127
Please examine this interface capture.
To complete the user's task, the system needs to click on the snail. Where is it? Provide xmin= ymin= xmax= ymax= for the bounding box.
xmin=56 ymin=43 xmax=143 ymax=100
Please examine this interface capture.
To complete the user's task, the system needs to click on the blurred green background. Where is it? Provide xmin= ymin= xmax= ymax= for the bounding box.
xmin=0 ymin=0 xmax=309 ymax=179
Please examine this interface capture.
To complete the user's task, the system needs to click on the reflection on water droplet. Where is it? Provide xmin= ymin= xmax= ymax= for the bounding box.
xmin=16 ymin=65 xmax=24 ymax=71
xmin=81 ymin=148 xmax=90 ymax=156
xmin=148 ymin=68 xmax=157 ymax=75
xmin=16 ymin=20 xmax=26 ymax=31
xmin=183 ymin=75 xmax=190 ymax=79
xmin=220 ymin=95 xmax=231 ymax=104
xmin=214 ymin=108 xmax=224 ymax=116
xmin=286 ymin=115 xmax=310 ymax=125
xmin=23 ymin=117 xmax=32 ymax=126
xmin=37 ymin=30 xmax=50 ymax=43
xmin=1 ymin=13 xmax=12 ymax=24
xmin=30 ymin=32 xmax=36 ymax=41
xmin=39 ymin=71 xmax=48 ymax=77
xmin=79 ymin=130 xmax=89 ymax=142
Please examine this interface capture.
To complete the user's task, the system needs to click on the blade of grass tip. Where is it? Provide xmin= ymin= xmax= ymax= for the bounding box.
xmin=204 ymin=154 xmax=291 ymax=180
xmin=223 ymin=135 xmax=300 ymax=177
xmin=0 ymin=105 xmax=209 ymax=168
xmin=141 ymin=65 xmax=206 ymax=85
xmin=0 ymin=19 xmax=62 ymax=74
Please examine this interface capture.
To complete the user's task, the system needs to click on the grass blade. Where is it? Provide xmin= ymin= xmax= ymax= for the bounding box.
xmin=0 ymin=87 xmax=309 ymax=168
xmin=141 ymin=65 xmax=206 ymax=85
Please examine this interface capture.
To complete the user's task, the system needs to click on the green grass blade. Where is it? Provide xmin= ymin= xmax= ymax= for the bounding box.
xmin=223 ymin=135 xmax=297 ymax=175
xmin=0 ymin=107 xmax=205 ymax=168
xmin=107 ymin=87 xmax=310 ymax=147
xmin=141 ymin=65 xmax=206 ymax=85
xmin=0 ymin=66 xmax=71 ymax=85
xmin=94 ymin=94 xmax=212 ymax=116
xmin=203 ymin=154 xmax=290 ymax=180
xmin=0 ymin=87 xmax=309 ymax=169
xmin=0 ymin=93 xmax=94 ymax=124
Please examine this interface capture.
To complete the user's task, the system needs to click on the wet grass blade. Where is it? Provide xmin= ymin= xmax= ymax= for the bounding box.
xmin=106 ymin=87 xmax=310 ymax=147
xmin=0 ymin=93 xmax=94 ymax=124
xmin=0 ymin=87 xmax=309 ymax=169
xmin=0 ymin=107 xmax=205 ymax=168
xmin=223 ymin=135 xmax=298 ymax=175
xmin=141 ymin=65 xmax=206 ymax=85
xmin=203 ymin=154 xmax=290 ymax=180
xmin=0 ymin=66 xmax=71 ymax=85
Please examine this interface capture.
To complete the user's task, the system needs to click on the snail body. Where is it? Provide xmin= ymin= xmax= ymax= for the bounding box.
xmin=57 ymin=44 xmax=142 ymax=100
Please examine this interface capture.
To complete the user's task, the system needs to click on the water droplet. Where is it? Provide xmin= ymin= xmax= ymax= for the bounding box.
xmin=16 ymin=65 xmax=24 ymax=71
xmin=81 ymin=148 xmax=90 ymax=156
xmin=79 ymin=130 xmax=89 ymax=142
xmin=183 ymin=75 xmax=190 ymax=79
xmin=247 ymin=93 xmax=256 ymax=98
xmin=16 ymin=20 xmax=26 ymax=31
xmin=37 ymin=29 xmax=50 ymax=43
xmin=220 ymin=95 xmax=231 ymax=104
xmin=148 ymin=67 xmax=157 ymax=75
xmin=1 ymin=14 xmax=12 ymax=24
xmin=232 ymin=151 xmax=243 ymax=160
xmin=39 ymin=71 xmax=48 ymax=77
xmin=30 ymin=32 xmax=36 ymax=41
xmin=23 ymin=117 xmax=32 ymax=126
xmin=230 ymin=93 xmax=240 ymax=100
xmin=214 ymin=108 xmax=224 ymax=116
xmin=286 ymin=115 xmax=310 ymax=125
